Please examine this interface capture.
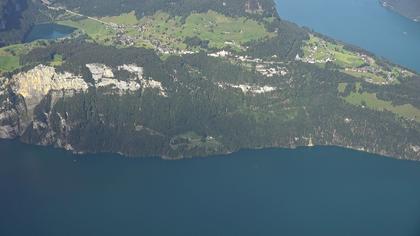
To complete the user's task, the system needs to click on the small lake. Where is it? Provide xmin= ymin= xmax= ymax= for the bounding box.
xmin=1 ymin=140 xmax=420 ymax=236
xmin=24 ymin=23 xmax=75 ymax=43
xmin=275 ymin=0 xmax=420 ymax=73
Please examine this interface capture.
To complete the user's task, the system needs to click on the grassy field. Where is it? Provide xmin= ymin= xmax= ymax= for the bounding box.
xmin=338 ymin=82 xmax=347 ymax=93
xmin=133 ymin=11 xmax=187 ymax=50
xmin=343 ymin=70 xmax=388 ymax=84
xmin=50 ymin=54 xmax=64 ymax=67
xmin=183 ymin=11 xmax=274 ymax=49
xmin=0 ymin=56 xmax=19 ymax=73
xmin=0 ymin=40 xmax=73 ymax=73
xmin=0 ymin=44 xmax=26 ymax=71
xmin=0 ymin=42 xmax=47 ymax=73
xmin=56 ymin=10 xmax=273 ymax=52
xmin=101 ymin=11 xmax=139 ymax=25
xmin=171 ymin=131 xmax=222 ymax=151
xmin=344 ymin=90 xmax=420 ymax=122
xmin=334 ymin=51 xmax=365 ymax=68
xmin=57 ymin=18 xmax=115 ymax=45
xmin=303 ymin=35 xmax=412 ymax=85
xmin=303 ymin=35 xmax=365 ymax=68
xmin=132 ymin=10 xmax=274 ymax=51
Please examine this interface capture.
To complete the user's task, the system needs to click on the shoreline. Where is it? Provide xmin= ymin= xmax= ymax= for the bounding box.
xmin=1 ymin=138 xmax=418 ymax=162
xmin=379 ymin=0 xmax=420 ymax=22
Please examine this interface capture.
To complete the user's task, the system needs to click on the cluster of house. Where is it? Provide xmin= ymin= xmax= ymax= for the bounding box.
xmin=110 ymin=21 xmax=198 ymax=55
xmin=209 ymin=50 xmax=289 ymax=78
xmin=296 ymin=44 xmax=335 ymax=64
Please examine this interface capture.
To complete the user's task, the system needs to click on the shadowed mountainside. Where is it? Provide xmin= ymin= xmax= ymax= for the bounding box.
xmin=380 ymin=0 xmax=420 ymax=21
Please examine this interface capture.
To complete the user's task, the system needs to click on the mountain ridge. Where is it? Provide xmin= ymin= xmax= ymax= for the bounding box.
xmin=380 ymin=0 xmax=420 ymax=21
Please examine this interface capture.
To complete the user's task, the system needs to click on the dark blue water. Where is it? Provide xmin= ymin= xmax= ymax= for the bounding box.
xmin=276 ymin=0 xmax=420 ymax=73
xmin=1 ymin=140 xmax=420 ymax=236
xmin=24 ymin=23 xmax=75 ymax=43
xmin=1 ymin=2 xmax=420 ymax=235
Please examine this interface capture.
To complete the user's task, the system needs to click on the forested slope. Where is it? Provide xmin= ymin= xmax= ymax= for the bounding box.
xmin=0 ymin=0 xmax=419 ymax=160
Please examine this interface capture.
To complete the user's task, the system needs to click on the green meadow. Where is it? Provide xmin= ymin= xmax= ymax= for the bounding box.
xmin=344 ymin=89 xmax=420 ymax=122
xmin=56 ymin=10 xmax=274 ymax=52
xmin=0 ymin=42 xmax=48 ymax=73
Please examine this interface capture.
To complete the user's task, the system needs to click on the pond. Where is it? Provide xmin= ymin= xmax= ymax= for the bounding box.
xmin=24 ymin=23 xmax=75 ymax=43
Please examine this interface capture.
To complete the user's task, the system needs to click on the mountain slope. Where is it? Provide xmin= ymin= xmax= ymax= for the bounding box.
xmin=0 ymin=0 xmax=419 ymax=160
xmin=380 ymin=0 xmax=420 ymax=21
xmin=0 ymin=0 xmax=49 ymax=46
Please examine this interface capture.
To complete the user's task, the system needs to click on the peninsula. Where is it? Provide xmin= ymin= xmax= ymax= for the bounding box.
xmin=0 ymin=0 xmax=419 ymax=160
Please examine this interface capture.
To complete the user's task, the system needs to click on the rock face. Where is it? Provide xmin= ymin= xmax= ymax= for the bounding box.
xmin=86 ymin=63 xmax=167 ymax=96
xmin=380 ymin=0 xmax=420 ymax=21
xmin=0 ymin=76 xmax=25 ymax=139
xmin=0 ymin=63 xmax=168 ymax=142
xmin=217 ymin=82 xmax=276 ymax=94
xmin=11 ymin=65 xmax=89 ymax=114
xmin=0 ymin=65 xmax=87 ymax=140
xmin=0 ymin=96 xmax=23 ymax=139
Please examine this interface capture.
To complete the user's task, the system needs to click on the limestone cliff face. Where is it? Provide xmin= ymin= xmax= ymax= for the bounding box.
xmin=11 ymin=65 xmax=89 ymax=115
xmin=0 ymin=75 xmax=25 ymax=139
xmin=0 ymin=65 xmax=86 ymax=140
xmin=0 ymin=89 xmax=24 ymax=139
xmin=0 ymin=63 xmax=167 ymax=143
xmin=0 ymin=62 xmax=418 ymax=160
xmin=86 ymin=63 xmax=167 ymax=96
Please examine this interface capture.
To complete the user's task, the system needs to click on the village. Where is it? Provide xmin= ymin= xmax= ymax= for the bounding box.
xmin=209 ymin=50 xmax=289 ymax=78
xmin=298 ymin=34 xmax=414 ymax=85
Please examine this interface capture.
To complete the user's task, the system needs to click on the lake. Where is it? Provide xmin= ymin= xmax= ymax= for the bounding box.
xmin=276 ymin=0 xmax=420 ymax=73
xmin=24 ymin=23 xmax=75 ymax=43
xmin=1 ymin=1 xmax=420 ymax=235
xmin=1 ymin=140 xmax=420 ymax=236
